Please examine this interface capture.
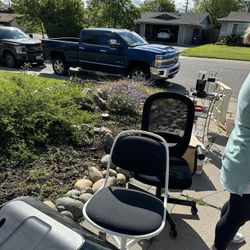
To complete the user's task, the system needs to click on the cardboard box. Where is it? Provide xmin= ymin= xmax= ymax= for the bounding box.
xmin=183 ymin=135 xmax=205 ymax=174
xmin=225 ymin=118 xmax=235 ymax=136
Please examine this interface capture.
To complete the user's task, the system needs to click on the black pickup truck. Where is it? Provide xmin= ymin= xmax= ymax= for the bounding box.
xmin=42 ymin=28 xmax=180 ymax=81
xmin=0 ymin=26 xmax=44 ymax=68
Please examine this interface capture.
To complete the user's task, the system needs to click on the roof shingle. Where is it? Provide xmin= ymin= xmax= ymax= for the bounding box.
xmin=136 ymin=12 xmax=210 ymax=26
xmin=0 ymin=13 xmax=19 ymax=23
xmin=218 ymin=12 xmax=250 ymax=22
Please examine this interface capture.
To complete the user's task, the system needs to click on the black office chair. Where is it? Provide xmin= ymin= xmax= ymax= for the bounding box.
xmin=134 ymin=92 xmax=205 ymax=238
xmin=83 ymin=130 xmax=170 ymax=250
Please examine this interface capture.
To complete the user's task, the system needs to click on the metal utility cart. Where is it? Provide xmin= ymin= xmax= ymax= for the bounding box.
xmin=189 ymin=70 xmax=232 ymax=150
xmin=190 ymin=91 xmax=221 ymax=149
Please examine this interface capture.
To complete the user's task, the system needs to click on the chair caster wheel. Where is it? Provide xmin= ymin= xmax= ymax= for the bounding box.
xmin=169 ymin=229 xmax=177 ymax=238
xmin=191 ymin=206 xmax=198 ymax=215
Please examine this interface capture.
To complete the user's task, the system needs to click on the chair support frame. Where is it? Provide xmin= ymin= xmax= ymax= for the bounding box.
xmin=83 ymin=130 xmax=170 ymax=250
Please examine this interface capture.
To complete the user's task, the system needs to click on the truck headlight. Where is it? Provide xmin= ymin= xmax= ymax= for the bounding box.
xmin=155 ymin=55 xmax=163 ymax=67
xmin=15 ymin=46 xmax=26 ymax=54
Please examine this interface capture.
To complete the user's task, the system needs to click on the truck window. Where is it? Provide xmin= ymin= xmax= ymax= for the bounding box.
xmin=102 ymin=33 xmax=120 ymax=46
xmin=81 ymin=33 xmax=101 ymax=45
xmin=0 ymin=28 xmax=28 ymax=39
xmin=119 ymin=31 xmax=148 ymax=47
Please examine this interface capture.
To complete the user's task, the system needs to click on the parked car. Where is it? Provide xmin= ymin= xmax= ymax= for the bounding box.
xmin=157 ymin=29 xmax=174 ymax=40
xmin=42 ymin=28 xmax=180 ymax=81
xmin=0 ymin=26 xmax=44 ymax=68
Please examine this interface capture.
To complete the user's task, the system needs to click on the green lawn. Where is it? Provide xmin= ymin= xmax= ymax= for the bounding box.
xmin=182 ymin=44 xmax=250 ymax=61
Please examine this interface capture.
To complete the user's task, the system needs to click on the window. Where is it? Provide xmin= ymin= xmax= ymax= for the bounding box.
xmin=119 ymin=31 xmax=148 ymax=47
xmin=232 ymin=24 xmax=238 ymax=35
xmin=82 ymin=33 xmax=101 ymax=45
xmin=0 ymin=28 xmax=28 ymax=39
xmin=232 ymin=23 xmax=249 ymax=36
xmin=102 ymin=33 xmax=119 ymax=46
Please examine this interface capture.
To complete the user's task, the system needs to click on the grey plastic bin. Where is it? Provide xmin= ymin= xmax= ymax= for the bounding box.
xmin=0 ymin=200 xmax=84 ymax=250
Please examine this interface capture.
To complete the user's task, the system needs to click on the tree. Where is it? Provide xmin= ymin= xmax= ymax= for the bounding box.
xmin=139 ymin=0 xmax=176 ymax=12
xmin=40 ymin=0 xmax=84 ymax=37
xmin=0 ymin=1 xmax=6 ymax=9
xmin=193 ymin=0 xmax=243 ymax=25
xmin=12 ymin=0 xmax=85 ymax=37
xmin=87 ymin=0 xmax=140 ymax=28
xmin=11 ymin=0 xmax=44 ymax=33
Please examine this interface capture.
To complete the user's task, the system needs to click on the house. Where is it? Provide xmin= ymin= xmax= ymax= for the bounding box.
xmin=0 ymin=13 xmax=21 ymax=28
xmin=135 ymin=12 xmax=213 ymax=45
xmin=218 ymin=12 xmax=250 ymax=38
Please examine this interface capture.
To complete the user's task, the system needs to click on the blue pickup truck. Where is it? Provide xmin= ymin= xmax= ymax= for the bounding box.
xmin=42 ymin=28 xmax=180 ymax=81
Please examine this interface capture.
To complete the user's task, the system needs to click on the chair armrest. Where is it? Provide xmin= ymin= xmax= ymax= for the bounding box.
xmin=192 ymin=145 xmax=205 ymax=175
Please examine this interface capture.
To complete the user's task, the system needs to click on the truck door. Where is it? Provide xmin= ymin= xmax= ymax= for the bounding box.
xmin=98 ymin=32 xmax=127 ymax=75
xmin=78 ymin=31 xmax=127 ymax=75
xmin=78 ymin=31 xmax=104 ymax=71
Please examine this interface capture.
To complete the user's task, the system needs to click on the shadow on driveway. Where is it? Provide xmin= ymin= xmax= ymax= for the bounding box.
xmin=145 ymin=213 xmax=209 ymax=250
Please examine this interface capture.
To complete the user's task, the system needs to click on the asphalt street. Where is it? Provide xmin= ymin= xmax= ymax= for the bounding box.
xmin=174 ymin=56 xmax=250 ymax=98
xmin=0 ymin=56 xmax=249 ymax=98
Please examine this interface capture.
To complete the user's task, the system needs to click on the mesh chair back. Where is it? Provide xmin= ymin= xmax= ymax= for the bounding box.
xmin=111 ymin=134 xmax=167 ymax=176
xmin=141 ymin=92 xmax=195 ymax=157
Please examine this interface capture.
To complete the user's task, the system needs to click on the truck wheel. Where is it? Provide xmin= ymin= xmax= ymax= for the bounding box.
xmin=4 ymin=52 xmax=17 ymax=68
xmin=129 ymin=67 xmax=149 ymax=82
xmin=52 ymin=57 xmax=69 ymax=76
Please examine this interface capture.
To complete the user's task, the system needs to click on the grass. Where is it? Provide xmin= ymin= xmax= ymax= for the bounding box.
xmin=182 ymin=44 xmax=250 ymax=61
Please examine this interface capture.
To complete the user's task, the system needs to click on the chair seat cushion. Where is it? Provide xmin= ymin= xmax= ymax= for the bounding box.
xmin=85 ymin=186 xmax=164 ymax=236
xmin=135 ymin=157 xmax=192 ymax=189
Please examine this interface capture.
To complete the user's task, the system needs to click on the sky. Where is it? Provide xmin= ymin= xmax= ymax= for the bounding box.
xmin=133 ymin=0 xmax=194 ymax=12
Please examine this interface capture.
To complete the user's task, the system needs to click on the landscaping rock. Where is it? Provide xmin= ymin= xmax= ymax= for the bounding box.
xmin=101 ymin=169 xmax=117 ymax=177
xmin=107 ymin=176 xmax=117 ymax=186
xmin=61 ymin=211 xmax=74 ymax=220
xmin=96 ymin=88 xmax=107 ymax=100
xmin=74 ymin=179 xmax=93 ymax=191
xmin=79 ymin=193 xmax=93 ymax=203
xmin=57 ymin=205 xmax=65 ymax=212
xmin=116 ymin=167 xmax=130 ymax=178
xmin=92 ymin=179 xmax=105 ymax=193
xmin=117 ymin=173 xmax=126 ymax=185
xmin=93 ymin=93 xmax=107 ymax=110
xmin=88 ymin=166 xmax=103 ymax=183
xmin=43 ymin=200 xmax=57 ymax=211
xmin=104 ymin=133 xmax=114 ymax=153
xmin=66 ymin=189 xmax=81 ymax=199
xmin=80 ymin=187 xmax=94 ymax=194
xmin=92 ymin=177 xmax=117 ymax=193
xmin=82 ymin=88 xmax=93 ymax=94
xmin=93 ymin=126 xmax=112 ymax=135
xmin=101 ymin=154 xmax=116 ymax=169
xmin=56 ymin=197 xmax=84 ymax=219
xmin=100 ymin=155 xmax=109 ymax=168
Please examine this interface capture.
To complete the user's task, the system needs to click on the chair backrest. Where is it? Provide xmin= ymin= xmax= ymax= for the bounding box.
xmin=141 ymin=92 xmax=195 ymax=157
xmin=110 ymin=130 xmax=169 ymax=177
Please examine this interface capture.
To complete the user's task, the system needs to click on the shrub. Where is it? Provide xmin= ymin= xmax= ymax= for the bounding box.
xmin=0 ymin=73 xmax=98 ymax=167
xmin=101 ymin=81 xmax=149 ymax=117
xmin=216 ymin=35 xmax=243 ymax=46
